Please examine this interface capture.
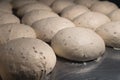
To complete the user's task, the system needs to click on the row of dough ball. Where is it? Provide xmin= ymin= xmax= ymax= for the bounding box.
xmin=13 ymin=0 xmax=106 ymax=62
xmin=12 ymin=0 xmax=59 ymax=26
xmin=2 ymin=0 xmax=119 ymax=24
xmin=11 ymin=0 xmax=76 ymax=43
xmin=0 ymin=0 xmax=120 ymax=80
xmin=11 ymin=0 xmax=117 ymax=60
xmin=0 ymin=1 xmax=20 ymax=25
xmin=0 ymin=1 xmax=78 ymax=80
xmin=11 ymin=0 xmax=119 ymax=22
xmin=1 ymin=0 xmax=120 ymax=62
xmin=51 ymin=0 xmax=118 ymax=15
xmin=60 ymin=1 xmax=119 ymax=21
xmin=43 ymin=0 xmax=120 ymax=60
xmin=0 ymin=10 xmax=57 ymax=80
xmin=0 ymin=24 xmax=106 ymax=78
xmin=0 ymin=1 xmax=57 ymax=80
xmin=0 ymin=3 xmax=56 ymax=76
xmin=0 ymin=3 xmax=57 ymax=76
xmin=53 ymin=0 xmax=120 ymax=49
xmin=1 ymin=0 xmax=118 ymax=15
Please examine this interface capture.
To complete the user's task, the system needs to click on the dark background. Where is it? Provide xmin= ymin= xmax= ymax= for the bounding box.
xmin=109 ymin=0 xmax=120 ymax=7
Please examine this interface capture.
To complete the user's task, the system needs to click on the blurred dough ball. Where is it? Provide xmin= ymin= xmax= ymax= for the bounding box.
xmin=22 ymin=10 xmax=59 ymax=26
xmin=90 ymin=1 xmax=118 ymax=15
xmin=108 ymin=9 xmax=120 ymax=21
xmin=75 ymin=0 xmax=99 ymax=8
xmin=73 ymin=11 xmax=111 ymax=30
xmin=32 ymin=17 xmax=75 ymax=42
xmin=12 ymin=0 xmax=37 ymax=9
xmin=51 ymin=0 xmax=75 ymax=13
xmin=61 ymin=5 xmax=90 ymax=20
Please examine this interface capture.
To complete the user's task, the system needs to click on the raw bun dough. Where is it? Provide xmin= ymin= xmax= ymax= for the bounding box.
xmin=32 ymin=17 xmax=75 ymax=42
xmin=12 ymin=0 xmax=37 ymax=9
xmin=73 ymin=11 xmax=111 ymax=30
xmin=0 ymin=14 xmax=20 ymax=25
xmin=75 ymin=0 xmax=99 ymax=8
xmin=38 ymin=0 xmax=56 ymax=6
xmin=96 ymin=21 xmax=120 ymax=49
xmin=0 ymin=2 xmax=12 ymax=14
xmin=51 ymin=0 xmax=75 ymax=13
xmin=17 ymin=2 xmax=52 ymax=17
xmin=61 ymin=5 xmax=90 ymax=20
xmin=51 ymin=27 xmax=105 ymax=61
xmin=22 ymin=10 xmax=59 ymax=26
xmin=0 ymin=38 xmax=56 ymax=80
xmin=108 ymin=9 xmax=120 ymax=21
xmin=0 ymin=23 xmax=36 ymax=44
xmin=90 ymin=1 xmax=118 ymax=15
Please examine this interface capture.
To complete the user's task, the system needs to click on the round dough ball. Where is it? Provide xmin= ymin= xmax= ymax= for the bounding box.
xmin=51 ymin=0 xmax=75 ymax=13
xmin=75 ymin=0 xmax=99 ymax=8
xmin=17 ymin=2 xmax=52 ymax=17
xmin=90 ymin=1 xmax=118 ymax=15
xmin=0 ymin=23 xmax=36 ymax=44
xmin=73 ymin=11 xmax=111 ymax=30
xmin=61 ymin=5 xmax=90 ymax=20
xmin=96 ymin=21 xmax=120 ymax=49
xmin=32 ymin=17 xmax=75 ymax=42
xmin=12 ymin=0 xmax=37 ymax=9
xmin=0 ymin=14 xmax=20 ymax=25
xmin=22 ymin=10 xmax=59 ymax=26
xmin=0 ymin=38 xmax=56 ymax=80
xmin=51 ymin=27 xmax=105 ymax=61
xmin=38 ymin=0 xmax=56 ymax=6
xmin=108 ymin=9 xmax=120 ymax=21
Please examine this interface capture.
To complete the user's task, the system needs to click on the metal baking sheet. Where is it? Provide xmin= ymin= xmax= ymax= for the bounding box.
xmin=50 ymin=47 xmax=120 ymax=80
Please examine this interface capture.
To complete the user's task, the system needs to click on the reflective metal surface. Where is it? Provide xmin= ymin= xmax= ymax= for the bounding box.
xmin=50 ymin=48 xmax=120 ymax=80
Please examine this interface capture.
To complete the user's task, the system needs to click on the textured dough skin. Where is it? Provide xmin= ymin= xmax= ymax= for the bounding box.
xmin=0 ymin=23 xmax=36 ymax=44
xmin=96 ymin=21 xmax=120 ymax=48
xmin=51 ymin=0 xmax=75 ymax=13
xmin=0 ymin=38 xmax=56 ymax=80
xmin=0 ymin=14 xmax=20 ymax=25
xmin=73 ymin=12 xmax=111 ymax=31
xmin=51 ymin=27 xmax=105 ymax=61
xmin=32 ymin=17 xmax=75 ymax=42
xmin=108 ymin=9 xmax=120 ymax=21
xmin=38 ymin=0 xmax=56 ymax=6
xmin=0 ymin=9 xmax=12 ymax=14
xmin=75 ymin=0 xmax=99 ymax=8
xmin=0 ymin=2 xmax=12 ymax=10
xmin=61 ymin=5 xmax=90 ymax=20
xmin=17 ymin=3 xmax=52 ymax=17
xmin=22 ymin=10 xmax=59 ymax=26
xmin=12 ymin=0 xmax=37 ymax=9
xmin=90 ymin=1 xmax=118 ymax=15
xmin=0 ymin=2 xmax=13 ymax=14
